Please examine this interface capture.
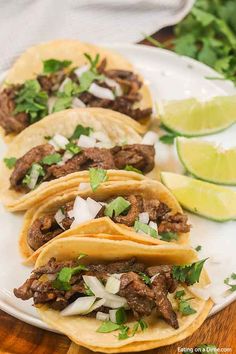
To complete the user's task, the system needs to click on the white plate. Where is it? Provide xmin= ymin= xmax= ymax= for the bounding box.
xmin=0 ymin=44 xmax=235 ymax=331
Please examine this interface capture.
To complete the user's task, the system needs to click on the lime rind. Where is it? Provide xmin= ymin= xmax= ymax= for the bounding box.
xmin=161 ymin=96 xmax=236 ymax=137
xmin=176 ymin=138 xmax=236 ymax=186
xmin=161 ymin=172 xmax=236 ymax=222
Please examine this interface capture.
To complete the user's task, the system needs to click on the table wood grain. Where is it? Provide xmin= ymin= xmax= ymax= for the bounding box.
xmin=0 ymin=29 xmax=235 ymax=354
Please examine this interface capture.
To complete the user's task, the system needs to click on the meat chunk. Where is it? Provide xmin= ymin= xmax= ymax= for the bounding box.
xmin=10 ymin=144 xmax=54 ymax=190
xmin=143 ymin=200 xmax=170 ymax=221
xmin=33 ymin=257 xmax=78 ymax=275
xmin=119 ymin=272 xmax=155 ymax=318
xmin=151 ymin=274 xmax=179 ymax=329
xmin=112 ymin=144 xmax=155 ymax=173
xmin=88 ymin=257 xmax=145 ymax=274
xmin=110 ymin=97 xmax=152 ymax=121
xmin=27 ymin=214 xmax=63 ymax=251
xmin=113 ymin=195 xmax=143 ymax=227
xmin=0 ymin=86 xmax=29 ymax=134
xmin=158 ymin=213 xmax=190 ymax=234
xmin=13 ymin=276 xmax=38 ymax=300
xmin=146 ymin=265 xmax=178 ymax=293
xmin=46 ymin=152 xmax=88 ymax=179
xmin=37 ymin=71 xmax=66 ymax=93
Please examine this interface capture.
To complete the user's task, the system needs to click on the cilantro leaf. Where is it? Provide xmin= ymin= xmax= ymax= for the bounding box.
xmin=22 ymin=163 xmax=45 ymax=189
xmin=97 ymin=321 xmax=120 ymax=333
xmin=118 ymin=325 xmax=130 ymax=340
xmin=131 ymin=319 xmax=148 ymax=336
xmin=52 ymin=95 xmax=73 ymax=113
xmin=159 ymin=232 xmax=178 ymax=242
xmin=41 ymin=153 xmax=62 ymax=165
xmin=224 ymin=273 xmax=236 ymax=292
xmin=124 ymin=165 xmax=143 ymax=174
xmin=71 ymin=124 xmax=93 ymax=140
xmin=175 ymin=290 xmax=186 ymax=299
xmin=139 ymin=272 xmax=151 ymax=285
xmin=84 ymin=53 xmax=100 ymax=72
xmin=4 ymin=157 xmax=17 ymax=169
xmin=195 ymin=245 xmax=202 ymax=252
xmin=104 ymin=196 xmax=130 ymax=217
xmin=14 ymin=80 xmax=48 ymax=124
xmin=53 ymin=264 xmax=87 ymax=291
xmin=115 ymin=307 xmax=127 ymax=325
xmin=89 ymin=168 xmax=108 ymax=192
xmin=134 ymin=220 xmax=158 ymax=238
xmin=172 ymin=259 xmax=207 ymax=285
xmin=65 ymin=142 xmax=82 ymax=155
xmin=179 ymin=299 xmax=197 ymax=316
xmin=159 ymin=134 xmax=177 ymax=145
xmin=43 ymin=59 xmax=72 ymax=74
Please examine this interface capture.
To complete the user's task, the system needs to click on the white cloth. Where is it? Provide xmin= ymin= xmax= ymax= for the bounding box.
xmin=0 ymin=0 xmax=194 ymax=71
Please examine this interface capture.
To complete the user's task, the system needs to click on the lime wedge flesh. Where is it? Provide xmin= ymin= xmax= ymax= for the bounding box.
xmin=161 ymin=172 xmax=236 ymax=221
xmin=161 ymin=96 xmax=236 ymax=137
xmin=177 ymin=138 xmax=236 ymax=185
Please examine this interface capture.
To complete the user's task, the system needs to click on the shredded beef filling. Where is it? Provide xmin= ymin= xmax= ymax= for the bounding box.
xmin=0 ymin=59 xmax=152 ymax=135
xmin=0 ymin=86 xmax=29 ymax=134
xmin=14 ymin=257 xmax=182 ymax=328
xmin=27 ymin=195 xmax=190 ymax=251
xmin=10 ymin=143 xmax=154 ymax=191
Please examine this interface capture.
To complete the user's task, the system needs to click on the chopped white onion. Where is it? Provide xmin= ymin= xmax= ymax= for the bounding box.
xmin=70 ymin=196 xmax=93 ymax=227
xmin=150 ymin=273 xmax=160 ymax=283
xmin=111 ymin=273 xmax=124 ymax=280
xmin=77 ymin=134 xmax=96 ymax=148
xmin=91 ymin=131 xmax=111 ymax=143
xmin=49 ymin=134 xmax=70 ymax=150
xmin=83 ymin=275 xmax=127 ymax=308
xmin=104 ymin=77 xmax=123 ymax=96
xmin=138 ymin=212 xmax=149 ymax=224
xmin=28 ymin=164 xmax=41 ymax=190
xmin=58 ymin=77 xmax=71 ymax=92
xmin=109 ymin=309 xmax=119 ymax=324
xmin=47 ymin=96 xmax=57 ymax=114
xmin=57 ymin=151 xmax=73 ymax=166
xmin=60 ymin=296 xmax=96 ymax=316
xmin=96 ymin=312 xmax=110 ymax=322
xmin=86 ymin=197 xmax=103 ymax=219
xmin=54 ymin=209 xmax=65 ymax=230
xmin=148 ymin=221 xmax=158 ymax=231
xmin=105 ymin=276 xmax=121 ymax=294
xmin=72 ymin=97 xmax=86 ymax=108
xmin=89 ymin=83 xmax=115 ymax=100
xmin=78 ymin=183 xmax=90 ymax=191
xmin=74 ymin=65 xmax=89 ymax=78
xmin=84 ymin=298 xmax=106 ymax=314
xmin=188 ymin=285 xmax=210 ymax=301
xmin=141 ymin=131 xmax=158 ymax=145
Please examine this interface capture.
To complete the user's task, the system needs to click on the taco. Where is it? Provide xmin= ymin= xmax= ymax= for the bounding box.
xmin=14 ymin=237 xmax=213 ymax=352
xmin=20 ymin=179 xmax=190 ymax=265
xmin=0 ymin=39 xmax=153 ymax=139
xmin=0 ymin=108 xmax=158 ymax=211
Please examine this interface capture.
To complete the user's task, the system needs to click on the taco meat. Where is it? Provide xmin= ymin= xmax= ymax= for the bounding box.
xmin=14 ymin=257 xmax=185 ymax=329
xmin=0 ymin=86 xmax=29 ymax=134
xmin=0 ymin=54 xmax=152 ymax=135
xmin=9 ymin=143 xmax=154 ymax=191
xmin=27 ymin=195 xmax=190 ymax=251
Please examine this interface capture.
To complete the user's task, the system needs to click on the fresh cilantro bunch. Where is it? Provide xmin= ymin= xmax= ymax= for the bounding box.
xmin=14 ymin=80 xmax=48 ymax=123
xmin=174 ymin=0 xmax=236 ymax=84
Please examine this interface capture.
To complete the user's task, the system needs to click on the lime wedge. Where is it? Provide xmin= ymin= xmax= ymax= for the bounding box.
xmin=161 ymin=172 xmax=236 ymax=222
xmin=160 ymin=96 xmax=236 ymax=137
xmin=176 ymin=138 xmax=236 ymax=185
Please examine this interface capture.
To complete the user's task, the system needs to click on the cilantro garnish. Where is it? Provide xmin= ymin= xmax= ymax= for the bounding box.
xmin=53 ymin=264 xmax=88 ymax=291
xmin=104 ymin=196 xmax=130 ymax=217
xmin=132 ymin=319 xmax=148 ymax=336
xmin=175 ymin=290 xmax=197 ymax=316
xmin=14 ymin=80 xmax=48 ymax=124
xmin=118 ymin=325 xmax=130 ymax=340
xmin=71 ymin=124 xmax=93 ymax=140
xmin=124 ymin=165 xmax=143 ymax=174
xmin=115 ymin=307 xmax=127 ymax=325
xmin=22 ymin=163 xmax=45 ymax=189
xmin=172 ymin=259 xmax=207 ymax=285
xmin=139 ymin=272 xmax=151 ymax=285
xmin=159 ymin=134 xmax=177 ymax=145
xmin=43 ymin=59 xmax=72 ymax=74
xmin=41 ymin=153 xmax=62 ymax=165
xmin=4 ymin=157 xmax=17 ymax=169
xmin=159 ymin=232 xmax=178 ymax=242
xmin=195 ymin=245 xmax=202 ymax=252
xmin=65 ymin=142 xmax=82 ymax=155
xmin=96 ymin=321 xmax=120 ymax=333
xmin=84 ymin=53 xmax=100 ymax=73
xmin=134 ymin=220 xmax=158 ymax=238
xmin=89 ymin=168 xmax=108 ymax=192
xmin=224 ymin=272 xmax=236 ymax=292
xmin=52 ymin=96 xmax=72 ymax=112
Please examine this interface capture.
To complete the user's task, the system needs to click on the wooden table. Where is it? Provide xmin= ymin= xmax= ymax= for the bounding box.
xmin=0 ymin=29 xmax=235 ymax=354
